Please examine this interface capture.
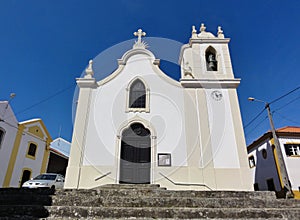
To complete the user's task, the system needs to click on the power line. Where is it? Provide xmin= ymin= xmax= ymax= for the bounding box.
xmin=244 ymin=108 xmax=266 ymax=129
xmin=274 ymin=111 xmax=300 ymax=125
xmin=245 ymin=85 xmax=300 ymax=130
xmin=273 ymin=94 xmax=300 ymax=112
xmin=270 ymin=86 xmax=300 ymax=104
xmin=1 ymin=120 xmax=48 ymax=143
xmin=245 ymin=115 xmax=268 ymax=136
xmin=7 ymin=83 xmax=76 ymax=120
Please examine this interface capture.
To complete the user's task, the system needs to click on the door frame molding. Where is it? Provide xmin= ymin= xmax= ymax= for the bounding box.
xmin=115 ymin=116 xmax=157 ymax=184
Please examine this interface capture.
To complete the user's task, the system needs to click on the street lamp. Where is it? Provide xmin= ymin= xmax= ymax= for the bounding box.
xmin=248 ymin=97 xmax=293 ymax=198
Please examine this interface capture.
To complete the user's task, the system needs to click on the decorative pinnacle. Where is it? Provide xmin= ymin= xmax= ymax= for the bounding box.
xmin=200 ymin=23 xmax=206 ymax=32
xmin=191 ymin=25 xmax=197 ymax=38
xmin=85 ymin=59 xmax=94 ymax=78
xmin=217 ymin=26 xmax=224 ymax=38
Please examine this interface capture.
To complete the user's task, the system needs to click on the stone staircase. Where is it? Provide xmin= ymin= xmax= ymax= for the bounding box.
xmin=0 ymin=184 xmax=300 ymax=219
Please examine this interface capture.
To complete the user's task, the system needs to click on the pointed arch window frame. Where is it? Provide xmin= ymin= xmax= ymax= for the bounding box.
xmin=205 ymin=46 xmax=219 ymax=72
xmin=126 ymin=77 xmax=150 ymax=113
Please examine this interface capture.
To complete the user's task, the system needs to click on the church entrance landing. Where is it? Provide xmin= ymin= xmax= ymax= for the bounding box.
xmin=119 ymin=123 xmax=151 ymax=184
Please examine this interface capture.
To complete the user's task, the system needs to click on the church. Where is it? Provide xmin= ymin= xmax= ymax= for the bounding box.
xmin=65 ymin=24 xmax=253 ymax=190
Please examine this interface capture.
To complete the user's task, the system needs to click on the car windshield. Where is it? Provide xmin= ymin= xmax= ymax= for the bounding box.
xmin=33 ymin=174 xmax=56 ymax=180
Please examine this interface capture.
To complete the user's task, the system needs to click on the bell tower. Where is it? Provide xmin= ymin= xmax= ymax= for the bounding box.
xmin=179 ymin=24 xmax=252 ymax=190
xmin=179 ymin=23 xmax=239 ymax=83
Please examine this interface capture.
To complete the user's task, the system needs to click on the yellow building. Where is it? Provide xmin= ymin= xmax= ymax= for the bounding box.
xmin=0 ymin=101 xmax=52 ymax=187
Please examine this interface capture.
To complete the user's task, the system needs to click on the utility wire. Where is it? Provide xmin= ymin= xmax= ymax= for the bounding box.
xmin=269 ymin=86 xmax=300 ymax=104
xmin=244 ymin=85 xmax=300 ymax=130
xmin=8 ymin=83 xmax=76 ymax=120
xmin=243 ymin=108 xmax=266 ymax=129
xmin=273 ymin=111 xmax=300 ymax=125
xmin=1 ymin=120 xmax=48 ymax=143
xmin=245 ymin=115 xmax=268 ymax=136
xmin=273 ymin=94 xmax=300 ymax=112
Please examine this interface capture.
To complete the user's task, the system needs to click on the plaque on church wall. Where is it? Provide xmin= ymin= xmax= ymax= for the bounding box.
xmin=158 ymin=153 xmax=171 ymax=166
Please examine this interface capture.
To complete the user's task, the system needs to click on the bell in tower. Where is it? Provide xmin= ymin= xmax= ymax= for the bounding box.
xmin=206 ymin=49 xmax=218 ymax=71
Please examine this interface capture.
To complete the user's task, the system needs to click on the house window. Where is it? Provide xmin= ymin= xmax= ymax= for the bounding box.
xmin=262 ymin=149 xmax=267 ymax=159
xmin=284 ymin=144 xmax=300 ymax=157
xmin=248 ymin=155 xmax=255 ymax=168
xmin=126 ymin=78 xmax=150 ymax=112
xmin=0 ymin=128 xmax=5 ymax=149
xmin=27 ymin=143 xmax=37 ymax=159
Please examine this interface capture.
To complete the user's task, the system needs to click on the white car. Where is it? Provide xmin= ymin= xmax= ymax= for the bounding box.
xmin=22 ymin=173 xmax=65 ymax=189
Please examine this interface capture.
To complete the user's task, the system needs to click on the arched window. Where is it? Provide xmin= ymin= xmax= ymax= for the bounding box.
xmin=0 ymin=128 xmax=5 ymax=149
xmin=129 ymin=79 xmax=146 ymax=108
xmin=205 ymin=46 xmax=218 ymax=71
xmin=27 ymin=142 xmax=37 ymax=159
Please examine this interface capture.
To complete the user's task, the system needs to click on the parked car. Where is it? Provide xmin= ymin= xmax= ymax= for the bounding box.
xmin=22 ymin=173 xmax=64 ymax=189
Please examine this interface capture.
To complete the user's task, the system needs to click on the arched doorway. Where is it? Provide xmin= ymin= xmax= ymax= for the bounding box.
xmin=120 ymin=123 xmax=151 ymax=184
xmin=20 ymin=169 xmax=31 ymax=187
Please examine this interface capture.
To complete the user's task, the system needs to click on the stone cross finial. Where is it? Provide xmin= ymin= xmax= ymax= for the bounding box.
xmin=134 ymin=29 xmax=146 ymax=44
xmin=200 ymin=23 xmax=206 ymax=32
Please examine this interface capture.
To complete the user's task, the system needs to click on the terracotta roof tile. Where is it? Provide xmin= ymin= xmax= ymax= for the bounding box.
xmin=276 ymin=126 xmax=300 ymax=133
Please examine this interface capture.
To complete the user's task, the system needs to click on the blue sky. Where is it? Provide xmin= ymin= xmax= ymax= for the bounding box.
xmin=1 ymin=0 xmax=300 ymax=145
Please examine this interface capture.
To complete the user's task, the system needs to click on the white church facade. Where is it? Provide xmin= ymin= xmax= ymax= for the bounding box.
xmin=65 ymin=25 xmax=253 ymax=190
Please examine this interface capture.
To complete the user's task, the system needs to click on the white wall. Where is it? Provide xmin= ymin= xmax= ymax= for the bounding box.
xmin=279 ymin=137 xmax=300 ymax=191
xmin=205 ymin=89 xmax=240 ymax=168
xmin=83 ymin=54 xmax=187 ymax=169
xmin=0 ymin=103 xmax=18 ymax=186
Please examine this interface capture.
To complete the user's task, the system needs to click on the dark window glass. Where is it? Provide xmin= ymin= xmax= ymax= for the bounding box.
xmin=0 ymin=128 xmax=5 ymax=148
xmin=34 ymin=174 xmax=56 ymax=180
xmin=284 ymin=144 xmax=300 ymax=156
xmin=129 ymin=79 xmax=146 ymax=108
xmin=28 ymin=143 xmax=37 ymax=157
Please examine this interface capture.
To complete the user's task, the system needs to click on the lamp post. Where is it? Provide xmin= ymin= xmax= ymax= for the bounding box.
xmin=248 ymin=97 xmax=293 ymax=198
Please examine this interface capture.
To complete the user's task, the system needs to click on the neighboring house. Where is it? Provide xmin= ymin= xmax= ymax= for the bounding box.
xmin=47 ymin=138 xmax=70 ymax=176
xmin=247 ymin=126 xmax=300 ymax=198
xmin=65 ymin=25 xmax=253 ymax=191
xmin=0 ymin=101 xmax=52 ymax=187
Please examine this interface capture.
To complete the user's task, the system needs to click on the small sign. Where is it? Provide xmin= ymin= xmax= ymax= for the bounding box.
xmin=158 ymin=153 xmax=171 ymax=166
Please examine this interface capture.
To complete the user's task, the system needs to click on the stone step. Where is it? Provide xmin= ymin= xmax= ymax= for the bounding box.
xmin=0 ymin=187 xmax=54 ymax=195
xmin=0 ymin=205 xmax=49 ymax=218
xmin=50 ymin=196 xmax=300 ymax=208
xmin=43 ymin=206 xmax=300 ymax=219
xmin=1 ymin=205 xmax=299 ymax=219
xmin=55 ymin=189 xmax=276 ymax=200
xmin=0 ymin=194 xmax=52 ymax=206
xmin=96 ymin=184 xmax=163 ymax=189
